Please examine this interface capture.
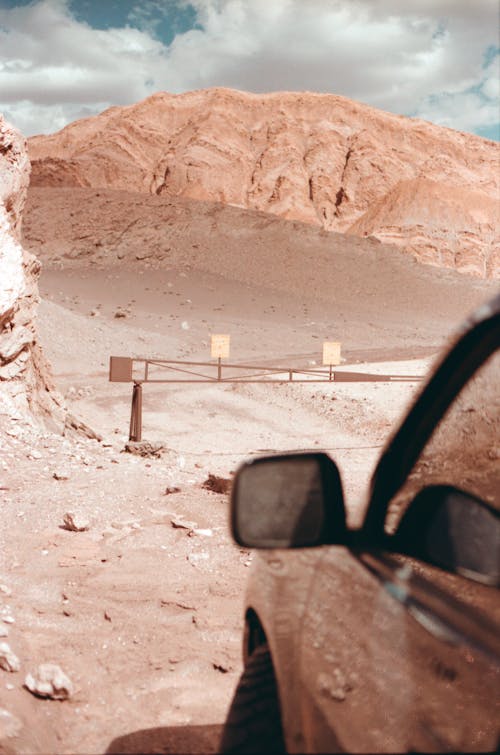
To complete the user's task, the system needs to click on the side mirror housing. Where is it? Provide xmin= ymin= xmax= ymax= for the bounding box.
xmin=394 ymin=485 xmax=500 ymax=585
xmin=231 ymin=452 xmax=347 ymax=549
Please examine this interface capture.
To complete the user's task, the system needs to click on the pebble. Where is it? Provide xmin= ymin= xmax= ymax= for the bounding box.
xmin=53 ymin=470 xmax=70 ymax=481
xmin=62 ymin=512 xmax=90 ymax=532
xmin=0 ymin=643 xmax=20 ymax=673
xmin=24 ymin=663 xmax=74 ymax=700
xmin=0 ymin=707 xmax=23 ymax=738
xmin=171 ymin=516 xmax=197 ymax=531
xmin=187 ymin=552 xmax=209 ymax=565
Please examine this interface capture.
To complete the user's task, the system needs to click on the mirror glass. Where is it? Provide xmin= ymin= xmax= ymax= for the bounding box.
xmin=234 ymin=455 xmax=327 ymax=548
xmin=384 ymin=348 xmax=499 ymax=582
xmin=396 ymin=486 xmax=500 ymax=585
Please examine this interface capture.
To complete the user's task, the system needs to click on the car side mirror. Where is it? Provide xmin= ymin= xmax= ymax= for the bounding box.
xmin=394 ymin=485 xmax=500 ymax=585
xmin=231 ymin=452 xmax=347 ymax=549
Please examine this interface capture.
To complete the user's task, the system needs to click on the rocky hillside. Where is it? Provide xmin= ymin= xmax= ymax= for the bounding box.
xmin=28 ymin=88 xmax=499 ymax=278
xmin=0 ymin=116 xmax=62 ymax=426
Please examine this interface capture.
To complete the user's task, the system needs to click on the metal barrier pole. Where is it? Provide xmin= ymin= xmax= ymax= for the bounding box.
xmin=129 ymin=382 xmax=143 ymax=442
xmin=218 ymin=357 xmax=222 ymax=381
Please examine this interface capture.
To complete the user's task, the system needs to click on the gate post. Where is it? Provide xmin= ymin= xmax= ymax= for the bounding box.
xmin=129 ymin=382 xmax=143 ymax=442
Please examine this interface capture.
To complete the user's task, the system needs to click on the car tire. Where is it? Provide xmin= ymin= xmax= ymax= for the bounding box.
xmin=219 ymin=643 xmax=286 ymax=754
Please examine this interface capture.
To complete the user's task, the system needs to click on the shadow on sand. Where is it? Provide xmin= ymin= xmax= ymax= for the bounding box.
xmin=105 ymin=723 xmax=223 ymax=754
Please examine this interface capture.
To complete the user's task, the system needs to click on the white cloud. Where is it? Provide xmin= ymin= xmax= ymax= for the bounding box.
xmin=0 ymin=0 xmax=498 ymax=138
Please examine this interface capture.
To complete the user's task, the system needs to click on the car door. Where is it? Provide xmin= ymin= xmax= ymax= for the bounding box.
xmin=299 ymin=311 xmax=499 ymax=752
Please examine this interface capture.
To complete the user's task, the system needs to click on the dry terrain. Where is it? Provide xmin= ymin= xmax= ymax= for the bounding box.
xmin=1 ymin=95 xmax=499 ymax=754
xmin=1 ymin=182 xmax=497 ymax=753
xmin=28 ymin=88 xmax=500 ymax=278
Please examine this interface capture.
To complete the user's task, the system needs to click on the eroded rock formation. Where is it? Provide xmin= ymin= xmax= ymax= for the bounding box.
xmin=29 ymin=88 xmax=499 ymax=277
xmin=0 ymin=115 xmax=62 ymax=425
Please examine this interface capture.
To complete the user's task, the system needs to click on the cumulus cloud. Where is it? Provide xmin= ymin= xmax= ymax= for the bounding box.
xmin=0 ymin=0 xmax=498 ymax=138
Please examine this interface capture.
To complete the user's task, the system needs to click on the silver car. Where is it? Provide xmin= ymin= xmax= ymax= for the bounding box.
xmin=220 ymin=295 xmax=499 ymax=753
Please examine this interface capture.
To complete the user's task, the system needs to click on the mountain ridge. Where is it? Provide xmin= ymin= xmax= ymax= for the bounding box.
xmin=28 ymin=87 xmax=500 ymax=278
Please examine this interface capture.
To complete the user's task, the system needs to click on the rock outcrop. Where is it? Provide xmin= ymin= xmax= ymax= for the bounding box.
xmin=29 ymin=88 xmax=499 ymax=278
xmin=0 ymin=115 xmax=62 ymax=425
xmin=348 ymin=178 xmax=500 ymax=278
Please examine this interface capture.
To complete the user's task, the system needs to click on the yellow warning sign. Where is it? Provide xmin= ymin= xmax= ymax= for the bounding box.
xmin=323 ymin=342 xmax=341 ymax=366
xmin=211 ymin=334 xmax=230 ymax=359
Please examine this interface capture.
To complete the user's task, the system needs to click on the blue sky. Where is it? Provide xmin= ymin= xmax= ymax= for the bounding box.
xmin=0 ymin=0 xmax=498 ymax=139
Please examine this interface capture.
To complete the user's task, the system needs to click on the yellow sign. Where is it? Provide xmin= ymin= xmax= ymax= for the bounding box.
xmin=323 ymin=342 xmax=341 ymax=366
xmin=109 ymin=356 xmax=133 ymax=382
xmin=211 ymin=334 xmax=230 ymax=359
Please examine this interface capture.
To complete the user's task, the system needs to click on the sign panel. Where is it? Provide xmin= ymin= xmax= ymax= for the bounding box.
xmin=109 ymin=356 xmax=133 ymax=382
xmin=322 ymin=342 xmax=341 ymax=366
xmin=211 ymin=334 xmax=230 ymax=359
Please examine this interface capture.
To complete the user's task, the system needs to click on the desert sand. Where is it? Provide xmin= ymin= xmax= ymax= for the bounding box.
xmin=1 ymin=96 xmax=499 ymax=753
xmin=1 ymin=186 xmax=497 ymax=752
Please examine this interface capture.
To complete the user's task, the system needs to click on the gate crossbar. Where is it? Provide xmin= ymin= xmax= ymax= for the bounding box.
xmin=110 ymin=356 xmax=424 ymax=441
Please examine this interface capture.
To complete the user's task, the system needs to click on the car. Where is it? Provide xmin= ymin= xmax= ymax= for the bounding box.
xmin=219 ymin=294 xmax=500 ymax=754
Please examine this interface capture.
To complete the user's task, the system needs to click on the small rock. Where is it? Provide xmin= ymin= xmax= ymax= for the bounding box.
xmin=164 ymin=486 xmax=181 ymax=495
xmin=64 ymin=414 xmax=102 ymax=442
xmin=212 ymin=653 xmax=233 ymax=673
xmin=0 ymin=627 xmax=8 ymax=638
xmin=2 ymin=617 xmax=14 ymax=625
xmin=0 ymin=643 xmax=20 ymax=673
xmin=24 ymin=663 xmax=73 ymax=700
xmin=90 ymin=309 xmax=100 ymax=317
xmin=123 ymin=441 xmax=166 ymax=458
xmin=53 ymin=471 xmax=69 ymax=481
xmin=202 ymin=474 xmax=232 ymax=494
xmin=28 ymin=450 xmax=42 ymax=460
xmin=212 ymin=661 xmax=232 ymax=673
xmin=191 ymin=528 xmax=213 ymax=538
xmin=62 ymin=513 xmax=90 ymax=532
xmin=171 ymin=516 xmax=197 ymax=531
xmin=0 ymin=585 xmax=12 ymax=597
xmin=0 ymin=707 xmax=23 ymax=738
xmin=187 ymin=552 xmax=209 ymax=565
xmin=114 ymin=310 xmax=127 ymax=319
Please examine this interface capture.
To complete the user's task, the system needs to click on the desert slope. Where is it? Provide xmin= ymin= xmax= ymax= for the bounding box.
xmin=23 ymin=186 xmax=498 ymax=361
xmin=28 ymin=88 xmax=499 ymax=277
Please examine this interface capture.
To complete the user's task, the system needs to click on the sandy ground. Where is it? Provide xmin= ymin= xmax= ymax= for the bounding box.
xmin=1 ymin=196 xmax=497 ymax=754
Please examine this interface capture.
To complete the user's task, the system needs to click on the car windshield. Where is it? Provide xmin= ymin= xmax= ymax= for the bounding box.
xmin=385 ymin=349 xmax=500 ymax=534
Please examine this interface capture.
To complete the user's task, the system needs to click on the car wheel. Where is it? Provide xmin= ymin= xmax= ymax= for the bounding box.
xmin=219 ymin=643 xmax=286 ymax=754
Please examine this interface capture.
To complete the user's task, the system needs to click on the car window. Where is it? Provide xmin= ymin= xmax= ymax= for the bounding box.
xmin=384 ymin=349 xmax=499 ymax=535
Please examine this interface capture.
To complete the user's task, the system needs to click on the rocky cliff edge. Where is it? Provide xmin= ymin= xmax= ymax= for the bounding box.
xmin=0 ymin=115 xmax=63 ymax=427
